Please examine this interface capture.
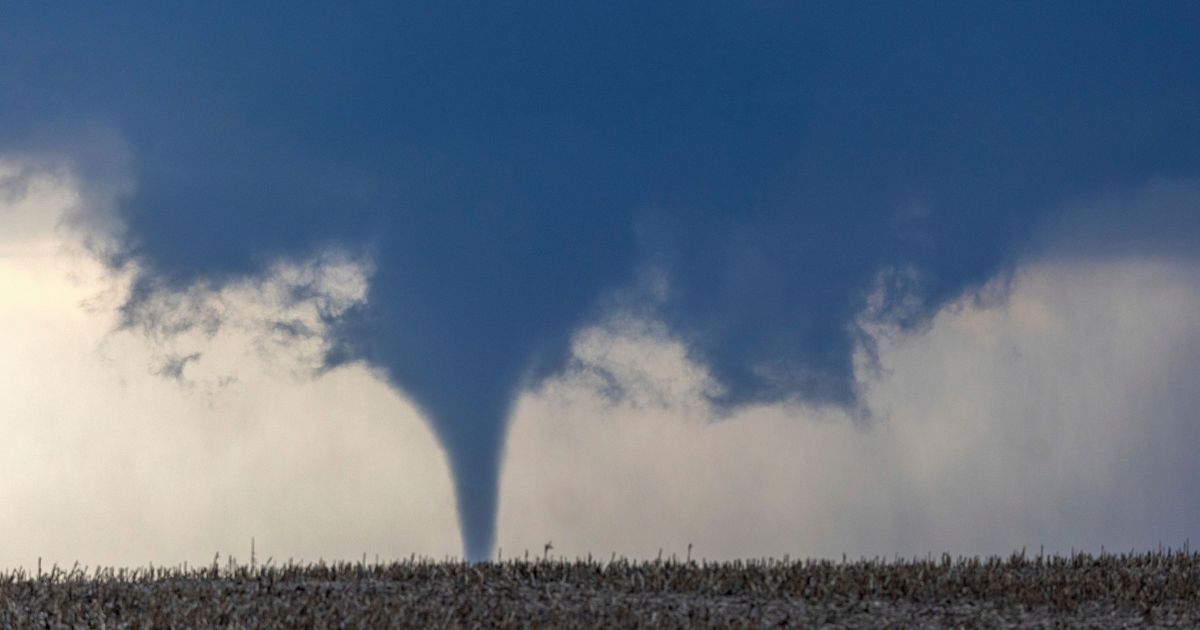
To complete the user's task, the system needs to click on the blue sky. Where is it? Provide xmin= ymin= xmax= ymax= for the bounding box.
xmin=2 ymin=3 xmax=1199 ymax=562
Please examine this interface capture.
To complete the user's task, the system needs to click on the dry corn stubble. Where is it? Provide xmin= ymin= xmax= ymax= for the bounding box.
xmin=1 ymin=549 xmax=1198 ymax=627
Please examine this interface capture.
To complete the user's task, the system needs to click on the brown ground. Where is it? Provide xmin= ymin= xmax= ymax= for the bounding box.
xmin=2 ymin=549 xmax=1198 ymax=628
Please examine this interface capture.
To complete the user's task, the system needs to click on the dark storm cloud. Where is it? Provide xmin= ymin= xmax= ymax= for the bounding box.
xmin=3 ymin=2 xmax=1199 ymax=560
xmin=1030 ymin=178 xmax=1200 ymax=262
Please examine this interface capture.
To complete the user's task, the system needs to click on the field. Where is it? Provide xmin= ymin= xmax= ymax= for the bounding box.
xmin=3 ymin=549 xmax=1199 ymax=628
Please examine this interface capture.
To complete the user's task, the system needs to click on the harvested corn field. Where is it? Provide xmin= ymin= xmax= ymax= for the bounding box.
xmin=2 ymin=549 xmax=1199 ymax=628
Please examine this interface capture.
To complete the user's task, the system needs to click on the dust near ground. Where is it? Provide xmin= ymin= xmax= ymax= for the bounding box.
xmin=2 ymin=549 xmax=1198 ymax=628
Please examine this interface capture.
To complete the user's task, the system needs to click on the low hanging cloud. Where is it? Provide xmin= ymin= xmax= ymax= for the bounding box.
xmin=0 ymin=158 xmax=460 ymax=570
xmin=499 ymin=255 xmax=1200 ymax=560
xmin=5 ymin=154 xmax=1199 ymax=567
